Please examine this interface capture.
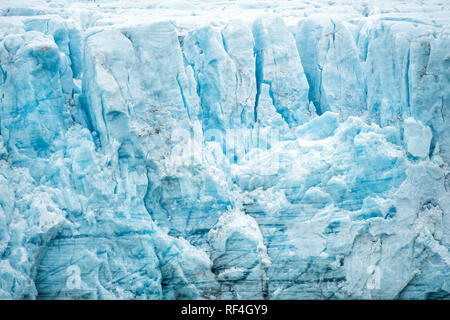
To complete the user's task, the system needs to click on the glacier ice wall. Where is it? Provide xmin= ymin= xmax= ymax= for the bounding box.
xmin=0 ymin=0 xmax=449 ymax=299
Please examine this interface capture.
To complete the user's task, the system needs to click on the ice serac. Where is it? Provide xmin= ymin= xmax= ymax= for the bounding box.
xmin=295 ymin=15 xmax=366 ymax=118
xmin=220 ymin=20 xmax=257 ymax=128
xmin=406 ymin=27 xmax=450 ymax=164
xmin=183 ymin=20 xmax=256 ymax=134
xmin=0 ymin=31 xmax=67 ymax=175
xmin=77 ymin=21 xmax=221 ymax=299
xmin=0 ymin=2 xmax=449 ymax=300
xmin=253 ymin=15 xmax=313 ymax=126
xmin=357 ymin=16 xmax=450 ymax=163
xmin=208 ymin=208 xmax=270 ymax=299
xmin=0 ymin=18 xmax=74 ymax=298
xmin=403 ymin=117 xmax=432 ymax=158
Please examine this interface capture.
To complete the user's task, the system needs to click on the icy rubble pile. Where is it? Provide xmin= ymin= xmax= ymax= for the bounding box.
xmin=0 ymin=0 xmax=449 ymax=299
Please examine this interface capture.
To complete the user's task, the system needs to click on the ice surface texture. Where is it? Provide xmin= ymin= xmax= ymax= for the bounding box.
xmin=0 ymin=0 xmax=449 ymax=299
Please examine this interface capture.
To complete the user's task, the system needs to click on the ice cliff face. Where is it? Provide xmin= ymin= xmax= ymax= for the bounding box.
xmin=0 ymin=0 xmax=449 ymax=299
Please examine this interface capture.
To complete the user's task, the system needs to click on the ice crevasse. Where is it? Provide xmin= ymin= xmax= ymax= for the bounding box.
xmin=0 ymin=0 xmax=449 ymax=299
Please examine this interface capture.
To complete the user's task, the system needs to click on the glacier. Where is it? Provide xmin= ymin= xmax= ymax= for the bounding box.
xmin=0 ymin=0 xmax=449 ymax=299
